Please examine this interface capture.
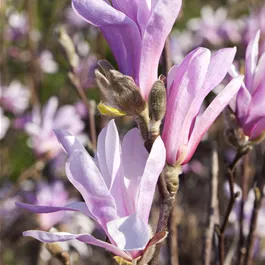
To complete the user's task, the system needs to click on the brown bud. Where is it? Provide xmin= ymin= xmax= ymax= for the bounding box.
xmin=95 ymin=61 xmax=146 ymax=116
xmin=148 ymin=80 xmax=167 ymax=122
xmin=163 ymin=164 xmax=182 ymax=195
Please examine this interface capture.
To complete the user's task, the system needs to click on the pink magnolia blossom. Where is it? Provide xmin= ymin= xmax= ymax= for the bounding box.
xmin=17 ymin=120 xmax=166 ymax=261
xmin=72 ymin=0 xmax=182 ymax=99
xmin=230 ymin=31 xmax=265 ymax=141
xmin=22 ymin=97 xmax=85 ymax=158
xmin=0 ymin=80 xmax=30 ymax=114
xmin=162 ymin=47 xmax=244 ymax=166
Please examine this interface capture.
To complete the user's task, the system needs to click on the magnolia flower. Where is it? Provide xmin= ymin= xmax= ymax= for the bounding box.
xmin=162 ymin=47 xmax=244 ymax=166
xmin=22 ymin=97 xmax=85 ymax=158
xmin=230 ymin=31 xmax=265 ymax=142
xmin=72 ymin=0 xmax=182 ymax=99
xmin=0 ymin=80 xmax=30 ymax=114
xmin=17 ymin=120 xmax=166 ymax=262
xmin=0 ymin=108 xmax=10 ymax=140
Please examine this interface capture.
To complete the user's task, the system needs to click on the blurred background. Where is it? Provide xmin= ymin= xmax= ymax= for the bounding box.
xmin=0 ymin=0 xmax=265 ymax=264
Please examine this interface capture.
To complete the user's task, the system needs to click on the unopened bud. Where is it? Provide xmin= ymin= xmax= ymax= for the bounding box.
xmin=149 ymin=80 xmax=167 ymax=122
xmin=148 ymin=79 xmax=167 ymax=140
xmin=163 ymin=164 xmax=182 ymax=195
xmin=95 ymin=61 xmax=146 ymax=116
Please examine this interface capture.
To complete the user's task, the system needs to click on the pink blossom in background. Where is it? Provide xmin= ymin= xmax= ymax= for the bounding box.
xmin=6 ymin=10 xmax=28 ymax=41
xmin=72 ymin=0 xmax=182 ymax=99
xmin=22 ymin=97 xmax=86 ymax=158
xmin=162 ymin=47 xmax=244 ymax=166
xmin=39 ymin=50 xmax=58 ymax=74
xmin=17 ymin=120 xmax=166 ymax=261
xmin=230 ymin=31 xmax=265 ymax=140
xmin=74 ymin=55 xmax=97 ymax=89
xmin=0 ymin=108 xmax=10 ymax=140
xmin=0 ymin=81 xmax=30 ymax=114
xmin=33 ymin=181 xmax=70 ymax=230
xmin=244 ymin=7 xmax=265 ymax=54
xmin=188 ymin=6 xmax=243 ymax=46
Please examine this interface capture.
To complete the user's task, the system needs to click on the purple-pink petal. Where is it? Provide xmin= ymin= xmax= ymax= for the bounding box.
xmin=184 ymin=75 xmax=244 ymax=164
xmin=65 ymin=150 xmax=117 ymax=227
xmin=16 ymin=201 xmax=94 ymax=219
xmin=23 ymin=230 xmax=131 ymax=260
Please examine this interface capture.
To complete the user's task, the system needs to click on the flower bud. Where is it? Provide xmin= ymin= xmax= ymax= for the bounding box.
xmin=163 ymin=164 xmax=182 ymax=195
xmin=95 ymin=61 xmax=146 ymax=116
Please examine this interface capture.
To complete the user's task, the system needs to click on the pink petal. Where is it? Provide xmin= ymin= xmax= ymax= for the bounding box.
xmin=235 ymin=84 xmax=252 ymax=121
xmin=252 ymin=52 xmax=265 ymax=94
xmin=23 ymin=230 xmax=131 ymax=260
xmin=249 ymin=117 xmax=265 ymax=139
xmin=137 ymin=136 xmax=166 ymax=223
xmin=139 ymin=0 xmax=182 ymax=99
xmin=66 ymin=150 xmax=117 ymax=227
xmin=162 ymin=47 xmax=211 ymax=165
xmin=184 ymin=75 xmax=244 ymax=164
xmin=106 ymin=213 xmax=150 ymax=251
xmin=245 ymin=30 xmax=260 ymax=91
xmin=54 ymin=129 xmax=86 ymax=155
xmin=97 ymin=120 xmax=129 ymax=217
xmin=16 ymin=201 xmax=94 ymax=219
xmin=72 ymin=0 xmax=141 ymax=82
xmin=96 ymin=120 xmax=121 ymax=189
xmin=121 ymin=128 xmax=148 ymax=214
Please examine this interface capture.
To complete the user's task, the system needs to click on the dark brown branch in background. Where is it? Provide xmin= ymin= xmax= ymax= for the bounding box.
xmin=237 ymin=154 xmax=250 ymax=265
xmin=203 ymin=143 xmax=219 ymax=265
xmin=243 ymin=156 xmax=265 ymax=265
xmin=168 ymin=204 xmax=179 ymax=265
xmin=26 ymin=0 xmax=41 ymax=105
xmin=216 ymin=148 xmax=249 ymax=265
xmin=161 ymin=38 xmax=172 ymax=76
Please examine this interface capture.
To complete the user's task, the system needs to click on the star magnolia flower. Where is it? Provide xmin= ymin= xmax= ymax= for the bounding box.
xmin=0 ymin=80 xmax=30 ymax=114
xmin=23 ymin=97 xmax=85 ymax=158
xmin=16 ymin=120 xmax=166 ymax=261
xmin=72 ymin=0 xmax=182 ymax=100
xmin=230 ymin=31 xmax=265 ymax=142
xmin=162 ymin=47 xmax=244 ymax=166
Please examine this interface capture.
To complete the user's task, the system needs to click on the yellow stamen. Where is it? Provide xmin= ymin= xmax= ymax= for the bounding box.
xmin=97 ymin=102 xmax=126 ymax=116
xmin=114 ymin=256 xmax=132 ymax=265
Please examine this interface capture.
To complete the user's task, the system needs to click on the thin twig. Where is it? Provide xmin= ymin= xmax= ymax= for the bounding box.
xmin=216 ymin=147 xmax=249 ymax=265
xmin=69 ymin=73 xmax=97 ymax=150
xmin=203 ymin=143 xmax=219 ymax=265
xmin=168 ymin=204 xmax=179 ymax=265
xmin=149 ymin=173 xmax=176 ymax=265
xmin=26 ymin=0 xmax=41 ymax=105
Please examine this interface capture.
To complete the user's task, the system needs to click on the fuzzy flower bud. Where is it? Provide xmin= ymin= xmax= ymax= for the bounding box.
xmin=95 ymin=60 xmax=146 ymax=116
